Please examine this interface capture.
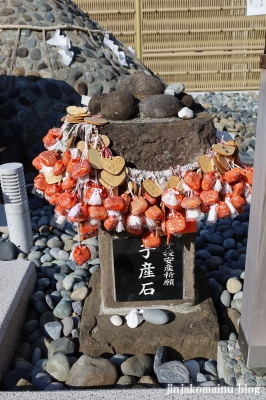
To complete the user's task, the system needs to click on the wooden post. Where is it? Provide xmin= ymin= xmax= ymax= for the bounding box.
xmin=135 ymin=0 xmax=142 ymax=61
xmin=238 ymin=53 xmax=266 ymax=373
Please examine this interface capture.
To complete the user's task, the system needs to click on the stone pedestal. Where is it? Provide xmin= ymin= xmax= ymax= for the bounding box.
xmin=101 ymin=107 xmax=216 ymax=170
xmin=80 ymin=267 xmax=219 ymax=361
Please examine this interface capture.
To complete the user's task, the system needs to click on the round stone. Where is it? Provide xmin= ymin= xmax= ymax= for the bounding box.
xmin=44 ymin=321 xmax=63 ymax=340
xmin=118 ymin=72 xmax=165 ymax=97
xmin=72 ymin=301 xmax=82 ymax=315
xmin=53 ymin=299 xmax=72 ymax=319
xmin=121 ymin=355 xmax=153 ymax=377
xmin=101 ymin=90 xmax=138 ymax=120
xmin=226 ymin=278 xmax=242 ymax=294
xmin=48 ymin=337 xmax=77 ymax=359
xmin=62 ymin=317 xmax=74 ymax=337
xmin=63 ymin=275 xmax=75 ymax=291
xmin=220 ymin=290 xmax=231 ymax=308
xmin=164 ymin=82 xmax=185 ymax=96
xmin=143 ymin=309 xmax=169 ymax=325
xmin=140 ymin=94 xmax=182 ymax=118
xmin=154 ymin=346 xmax=167 ymax=372
xmin=110 ymin=315 xmax=123 ymax=326
xmin=71 ymin=286 xmax=89 ymax=302
xmin=115 ymin=375 xmax=137 ymax=388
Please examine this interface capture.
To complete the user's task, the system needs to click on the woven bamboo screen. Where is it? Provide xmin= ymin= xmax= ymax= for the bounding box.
xmin=75 ymin=0 xmax=266 ymax=91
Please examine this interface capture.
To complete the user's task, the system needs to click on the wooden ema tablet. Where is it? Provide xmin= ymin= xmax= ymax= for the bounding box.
xmin=216 ymin=154 xmax=230 ymax=171
xmin=100 ymin=168 xmax=126 ymax=187
xmin=142 ymin=179 xmax=162 ymax=197
xmin=167 ymin=175 xmax=180 ymax=189
xmin=101 ymin=156 xmax=125 ymax=175
xmin=213 ymin=155 xmax=227 ymax=174
xmin=88 ymin=148 xmax=102 ymax=170
xmin=198 ymin=155 xmax=213 ymax=173
xmin=84 ymin=117 xmax=108 ymax=126
xmin=212 ymin=144 xmax=236 ymax=156
xmin=66 ymin=106 xmax=88 ymax=115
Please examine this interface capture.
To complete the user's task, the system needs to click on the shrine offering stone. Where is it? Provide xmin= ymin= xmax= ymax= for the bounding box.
xmin=101 ymin=90 xmax=139 ymax=121
xmin=139 ymin=94 xmax=182 ymax=118
xmin=118 ymin=72 xmax=165 ymax=99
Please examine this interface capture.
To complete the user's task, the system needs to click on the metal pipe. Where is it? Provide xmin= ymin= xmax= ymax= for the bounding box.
xmin=0 ymin=163 xmax=33 ymax=254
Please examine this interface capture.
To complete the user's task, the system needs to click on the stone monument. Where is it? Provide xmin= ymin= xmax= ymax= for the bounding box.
xmin=79 ymin=77 xmax=219 ymax=361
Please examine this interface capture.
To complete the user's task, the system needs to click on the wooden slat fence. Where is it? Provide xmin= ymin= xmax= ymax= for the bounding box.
xmin=75 ymin=0 xmax=266 ymax=91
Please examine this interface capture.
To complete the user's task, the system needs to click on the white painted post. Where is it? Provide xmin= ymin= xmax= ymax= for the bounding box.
xmin=238 ymin=56 xmax=266 ymax=373
xmin=0 ymin=162 xmax=33 ymax=254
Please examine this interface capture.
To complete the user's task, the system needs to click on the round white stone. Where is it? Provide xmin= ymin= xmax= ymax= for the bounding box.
xmin=110 ymin=315 xmax=123 ymax=326
xmin=178 ymin=107 xmax=194 ymax=119
xmin=226 ymin=277 xmax=242 ymax=294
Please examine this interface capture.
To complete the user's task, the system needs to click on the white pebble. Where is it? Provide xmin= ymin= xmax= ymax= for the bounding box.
xmin=226 ymin=277 xmax=242 ymax=294
xmin=126 ymin=310 xmax=140 ymax=329
xmin=110 ymin=315 xmax=123 ymax=326
xmin=178 ymin=107 xmax=194 ymax=119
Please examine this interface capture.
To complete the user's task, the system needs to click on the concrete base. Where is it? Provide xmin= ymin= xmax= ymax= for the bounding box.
xmin=0 ymin=260 xmax=36 ymax=382
xmin=80 ymin=269 xmax=219 ymax=361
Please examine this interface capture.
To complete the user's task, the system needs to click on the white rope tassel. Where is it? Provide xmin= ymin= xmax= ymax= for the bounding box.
xmin=114 ymin=213 xmax=124 ymax=233
xmin=185 ymin=207 xmax=201 ymax=221
xmin=87 ymin=188 xmax=102 ymax=205
xmin=145 ymin=217 xmax=157 ymax=231
xmin=127 ymin=215 xmax=143 ymax=230
xmin=162 ymin=189 xmax=178 ymax=207
xmin=206 ymin=204 xmax=218 ymax=226
xmin=225 ymin=197 xmax=239 ymax=219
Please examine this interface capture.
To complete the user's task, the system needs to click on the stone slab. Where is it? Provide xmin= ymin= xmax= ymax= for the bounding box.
xmin=0 ymin=204 xmax=8 ymax=233
xmin=99 ymin=108 xmax=216 ymax=170
xmin=80 ymin=267 xmax=219 ymax=361
xmin=0 ymin=260 xmax=36 ymax=382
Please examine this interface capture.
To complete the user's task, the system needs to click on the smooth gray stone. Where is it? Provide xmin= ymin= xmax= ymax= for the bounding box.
xmin=143 ymin=309 xmax=169 ymax=325
xmin=204 ymin=360 xmax=218 ymax=377
xmin=53 ymin=299 xmax=72 ymax=319
xmin=72 ymin=301 xmax=82 ymax=315
xmin=62 ymin=316 xmax=74 ymax=337
xmin=32 ymin=347 xmax=42 ymax=365
xmin=28 ymin=251 xmax=43 ymax=261
xmin=220 ymin=290 xmax=231 ymax=308
xmin=154 ymin=346 xmax=168 ymax=372
xmin=46 ymin=353 xmax=70 ymax=382
xmin=156 ymin=361 xmax=191 ymax=385
xmin=48 ymin=337 xmax=77 ymax=358
xmin=44 ymin=382 xmax=65 ymax=390
xmin=44 ymin=321 xmax=63 ymax=340
xmin=32 ymin=372 xmax=52 ymax=390
xmin=57 ymin=250 xmax=70 ymax=261
xmin=164 ymin=82 xmax=185 ymax=95
xmin=184 ymin=360 xmax=200 ymax=383
xmin=31 ymin=358 xmax=48 ymax=378
xmin=47 ymin=238 xmax=63 ymax=249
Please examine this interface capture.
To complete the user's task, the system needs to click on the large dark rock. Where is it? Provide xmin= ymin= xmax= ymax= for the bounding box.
xmin=101 ymin=90 xmax=138 ymax=120
xmin=139 ymin=94 xmax=182 ymax=118
xmin=66 ymin=355 xmax=118 ymax=388
xmin=118 ymin=72 xmax=165 ymax=99
xmin=101 ymin=108 xmax=216 ymax=170
xmin=178 ymin=92 xmax=196 ymax=110
xmin=89 ymin=93 xmax=108 ymax=114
